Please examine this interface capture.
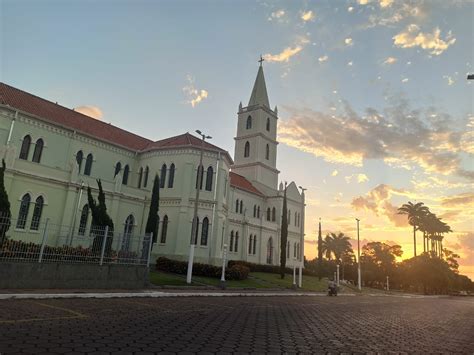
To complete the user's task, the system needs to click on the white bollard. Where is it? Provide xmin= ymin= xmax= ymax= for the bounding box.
xmin=336 ymin=264 xmax=340 ymax=286
xmin=220 ymin=244 xmax=228 ymax=289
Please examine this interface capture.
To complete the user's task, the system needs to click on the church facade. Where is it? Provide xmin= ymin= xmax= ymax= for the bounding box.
xmin=0 ymin=65 xmax=305 ymax=267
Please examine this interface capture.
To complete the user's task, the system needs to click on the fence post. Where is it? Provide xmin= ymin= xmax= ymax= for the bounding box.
xmin=146 ymin=233 xmax=153 ymax=267
xmin=38 ymin=218 xmax=50 ymax=263
xmin=100 ymin=226 xmax=109 ymax=266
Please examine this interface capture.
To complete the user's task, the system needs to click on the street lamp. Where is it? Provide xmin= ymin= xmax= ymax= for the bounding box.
xmin=298 ymin=186 xmax=307 ymax=288
xmin=186 ymin=130 xmax=212 ymax=284
xmin=355 ymin=218 xmax=361 ymax=290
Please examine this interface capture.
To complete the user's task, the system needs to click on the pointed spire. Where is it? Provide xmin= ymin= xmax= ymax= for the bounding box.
xmin=248 ymin=64 xmax=270 ymax=108
xmin=238 ymin=101 xmax=242 ymax=112
xmin=274 ymin=105 xmax=278 ymax=115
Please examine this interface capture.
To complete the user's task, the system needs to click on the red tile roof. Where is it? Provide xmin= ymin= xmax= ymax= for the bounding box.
xmin=0 ymin=82 xmax=152 ymax=151
xmin=230 ymin=172 xmax=264 ymax=196
xmin=0 ymin=82 xmax=232 ymax=162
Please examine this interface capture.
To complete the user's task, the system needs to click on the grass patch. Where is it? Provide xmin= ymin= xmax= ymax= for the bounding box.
xmin=150 ymin=270 xmax=329 ymax=291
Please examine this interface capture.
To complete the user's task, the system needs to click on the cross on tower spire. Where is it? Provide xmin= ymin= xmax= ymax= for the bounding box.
xmin=258 ymin=55 xmax=264 ymax=66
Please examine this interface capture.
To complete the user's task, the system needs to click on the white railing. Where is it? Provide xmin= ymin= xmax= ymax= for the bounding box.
xmin=0 ymin=215 xmax=153 ymax=266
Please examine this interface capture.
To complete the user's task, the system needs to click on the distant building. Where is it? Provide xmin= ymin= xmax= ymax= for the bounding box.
xmin=0 ymin=65 xmax=305 ymax=266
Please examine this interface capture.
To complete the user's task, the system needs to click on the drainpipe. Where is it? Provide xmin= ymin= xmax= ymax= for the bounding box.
xmin=6 ymin=110 xmax=17 ymax=145
xmin=209 ymin=152 xmax=220 ymax=263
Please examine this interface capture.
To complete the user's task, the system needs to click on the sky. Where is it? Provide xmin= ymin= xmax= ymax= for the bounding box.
xmin=1 ymin=0 xmax=473 ymax=278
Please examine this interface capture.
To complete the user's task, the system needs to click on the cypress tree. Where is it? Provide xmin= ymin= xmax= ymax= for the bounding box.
xmin=87 ymin=179 xmax=114 ymax=252
xmin=280 ymin=182 xmax=288 ymax=279
xmin=0 ymin=159 xmax=11 ymax=246
xmin=145 ymin=174 xmax=160 ymax=243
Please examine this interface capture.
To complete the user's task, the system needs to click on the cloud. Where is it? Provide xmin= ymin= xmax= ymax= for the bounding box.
xmin=351 ymin=184 xmax=409 ymax=227
xmin=379 ymin=0 xmax=394 ymax=7
xmin=74 ymin=106 xmax=103 ymax=120
xmin=347 ymin=61 xmax=353 ymax=66
xmin=264 ymin=46 xmax=303 ymax=63
xmin=348 ymin=6 xmax=354 ymax=12
xmin=345 ymin=38 xmax=353 ymax=46
xmin=277 ymin=97 xmax=473 ymax=180
xmin=401 ymin=78 xmax=409 ymax=83
xmin=268 ymin=9 xmax=285 ymax=21
xmin=345 ymin=174 xmax=369 ymax=183
xmin=358 ymin=0 xmax=370 ymax=4
xmin=393 ymin=24 xmax=456 ymax=55
xmin=441 ymin=192 xmax=474 ymax=208
xmin=331 ymin=170 xmax=339 ymax=177
xmin=383 ymin=57 xmax=397 ymax=65
xmin=301 ymin=10 xmax=315 ymax=22
xmin=443 ymin=75 xmax=455 ymax=85
xmin=318 ymin=55 xmax=328 ymax=62
xmin=183 ymin=75 xmax=208 ymax=107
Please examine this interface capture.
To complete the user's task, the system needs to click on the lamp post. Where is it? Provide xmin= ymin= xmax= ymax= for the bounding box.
xmin=356 ymin=218 xmax=361 ymax=290
xmin=298 ymin=186 xmax=307 ymax=288
xmin=186 ymin=130 xmax=212 ymax=284
xmin=220 ymin=243 xmax=228 ymax=289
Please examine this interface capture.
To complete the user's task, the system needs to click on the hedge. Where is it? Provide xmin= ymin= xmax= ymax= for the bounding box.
xmin=227 ymin=260 xmax=319 ymax=277
xmin=156 ymin=257 xmax=249 ymax=280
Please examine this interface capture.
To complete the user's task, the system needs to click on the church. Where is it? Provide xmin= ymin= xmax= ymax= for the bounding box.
xmin=0 ymin=64 xmax=305 ymax=267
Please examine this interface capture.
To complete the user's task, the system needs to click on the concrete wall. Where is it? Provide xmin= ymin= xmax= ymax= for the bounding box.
xmin=0 ymin=262 xmax=148 ymax=289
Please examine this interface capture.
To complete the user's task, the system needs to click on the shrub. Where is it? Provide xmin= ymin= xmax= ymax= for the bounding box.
xmin=227 ymin=260 xmax=319 ymax=277
xmin=155 ymin=257 xmax=249 ymax=281
xmin=226 ymin=264 xmax=250 ymax=280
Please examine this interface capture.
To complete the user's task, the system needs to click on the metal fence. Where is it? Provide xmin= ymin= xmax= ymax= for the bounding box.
xmin=0 ymin=215 xmax=153 ymax=266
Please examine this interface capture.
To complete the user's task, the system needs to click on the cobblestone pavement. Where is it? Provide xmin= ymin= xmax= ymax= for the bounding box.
xmin=0 ymin=295 xmax=473 ymax=354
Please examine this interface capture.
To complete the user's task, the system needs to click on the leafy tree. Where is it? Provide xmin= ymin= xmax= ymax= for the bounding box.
xmin=330 ymin=232 xmax=352 ymax=262
xmin=87 ymin=179 xmax=114 ymax=253
xmin=280 ymin=183 xmax=288 ymax=279
xmin=145 ymin=174 xmax=160 ymax=244
xmin=442 ymin=248 xmax=460 ymax=273
xmin=398 ymin=201 xmax=429 ymax=256
xmin=321 ymin=233 xmax=335 ymax=260
xmin=361 ymin=242 xmax=402 ymax=287
xmin=0 ymin=159 xmax=11 ymax=246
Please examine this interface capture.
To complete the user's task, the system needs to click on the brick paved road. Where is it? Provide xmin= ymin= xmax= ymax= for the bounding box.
xmin=0 ymin=295 xmax=473 ymax=354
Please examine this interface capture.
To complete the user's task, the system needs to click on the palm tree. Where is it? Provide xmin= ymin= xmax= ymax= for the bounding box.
xmin=330 ymin=232 xmax=353 ymax=263
xmin=321 ymin=234 xmax=335 ymax=260
xmin=398 ymin=202 xmax=429 ymax=257
xmin=423 ymin=212 xmax=452 ymax=257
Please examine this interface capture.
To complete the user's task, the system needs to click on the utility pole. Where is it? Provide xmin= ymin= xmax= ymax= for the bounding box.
xmin=298 ymin=186 xmax=307 ymax=288
xmin=186 ymin=130 xmax=212 ymax=284
xmin=356 ymin=218 xmax=361 ymax=291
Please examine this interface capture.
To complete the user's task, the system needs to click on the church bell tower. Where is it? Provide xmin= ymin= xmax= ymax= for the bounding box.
xmin=232 ymin=59 xmax=280 ymax=191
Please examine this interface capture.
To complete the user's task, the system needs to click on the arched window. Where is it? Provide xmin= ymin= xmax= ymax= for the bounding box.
xmin=161 ymin=215 xmax=168 ymax=243
xmin=253 ymin=205 xmax=256 ymax=218
xmin=287 ymin=241 xmax=290 ymax=258
xmin=153 ymin=215 xmax=160 ymax=243
xmin=193 ymin=216 xmax=199 ymax=244
xmin=160 ymin=164 xmax=167 ymax=188
xmin=295 ymin=211 xmax=298 ymax=226
xmin=272 ymin=207 xmax=276 ymax=222
xmin=257 ymin=206 xmax=260 ymax=218
xmin=294 ymin=242 xmax=297 ymax=258
xmin=19 ymin=135 xmax=31 ymax=160
xmin=266 ymin=117 xmax=270 ymax=131
xmin=201 ymin=217 xmax=209 ymax=246
xmin=122 ymin=165 xmax=130 ymax=185
xmin=144 ymin=166 xmax=149 ymax=187
xmin=16 ymin=193 xmax=31 ymax=229
xmin=265 ymin=144 xmax=270 ymax=160
xmin=78 ymin=204 xmax=89 ymax=236
xmin=30 ymin=196 xmax=44 ymax=230
xmin=253 ymin=235 xmax=257 ymax=255
xmin=195 ymin=164 xmax=203 ymax=190
xmin=234 ymin=232 xmax=239 ymax=252
xmin=297 ymin=243 xmax=300 ymax=260
xmin=229 ymin=231 xmax=234 ymax=252
xmin=288 ymin=210 xmax=291 ymax=224
xmin=239 ymin=200 xmax=243 ymax=214
xmin=168 ymin=164 xmax=175 ymax=188
xmin=267 ymin=237 xmax=273 ymax=264
xmin=205 ymin=166 xmax=213 ymax=191
xmin=32 ymin=139 xmax=44 ymax=163
xmin=266 ymin=208 xmax=271 ymax=221
xmin=76 ymin=150 xmax=83 ymax=173
xmin=138 ymin=167 xmax=143 ymax=188
xmin=246 ymin=116 xmax=252 ymax=129
xmin=235 ymin=199 xmax=239 ymax=213
xmin=244 ymin=141 xmax=250 ymax=158
xmin=124 ymin=215 xmax=134 ymax=237
xmin=84 ymin=154 xmax=93 ymax=176
xmin=114 ymin=162 xmax=122 ymax=178
xmin=122 ymin=214 xmax=134 ymax=251
xmin=248 ymin=235 xmax=253 ymax=254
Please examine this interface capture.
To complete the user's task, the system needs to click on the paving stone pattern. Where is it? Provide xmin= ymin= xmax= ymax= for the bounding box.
xmin=0 ymin=296 xmax=473 ymax=354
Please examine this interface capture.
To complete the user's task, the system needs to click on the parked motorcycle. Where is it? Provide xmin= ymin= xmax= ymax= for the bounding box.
xmin=327 ymin=283 xmax=338 ymax=296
